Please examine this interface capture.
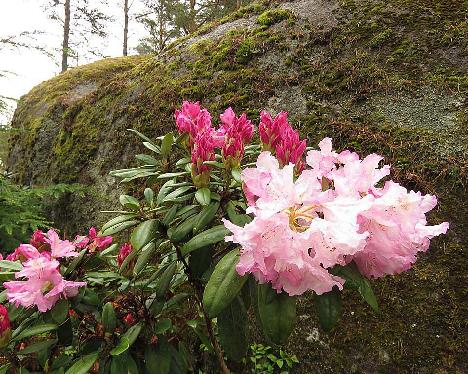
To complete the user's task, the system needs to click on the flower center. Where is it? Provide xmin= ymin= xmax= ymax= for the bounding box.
xmin=41 ymin=281 xmax=53 ymax=294
xmin=286 ymin=205 xmax=316 ymax=232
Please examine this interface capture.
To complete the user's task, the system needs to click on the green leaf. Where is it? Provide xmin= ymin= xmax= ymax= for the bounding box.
xmin=101 ymin=214 xmax=138 ymax=232
xmin=226 ymin=201 xmax=252 ymax=227
xmin=119 ymin=195 xmax=140 ymax=210
xmin=163 ymin=186 xmax=193 ymax=202
xmin=203 ymin=250 xmax=248 ymax=318
xmin=102 ymin=302 xmax=117 ymax=335
xmin=130 ymin=219 xmax=159 ymax=251
xmin=51 ymin=299 xmax=69 ymax=324
xmin=143 ymin=141 xmax=161 ymax=154
xmin=156 ymin=262 xmax=177 ymax=300
xmin=65 ymin=353 xmax=99 ymax=374
xmin=257 ymin=284 xmax=296 ymax=344
xmin=111 ymin=323 xmax=142 ymax=356
xmin=195 ymin=188 xmax=211 ymax=206
xmin=110 ymin=355 xmax=129 ymax=374
xmin=168 ymin=214 xmax=198 ymax=244
xmin=101 ymin=220 xmax=140 ymax=236
xmin=181 ymin=225 xmax=230 ymax=256
xmin=145 ymin=339 xmax=171 ymax=374
xmin=161 ymin=204 xmax=179 ymax=227
xmin=157 ymin=171 xmax=189 ymax=180
xmin=314 ymin=287 xmax=342 ymax=332
xmin=144 ymin=188 xmax=154 ymax=207
xmin=193 ymin=202 xmax=219 ymax=235
xmin=13 ymin=323 xmax=58 ymax=341
xmin=154 ymin=318 xmax=172 ymax=334
xmin=0 ymin=260 xmax=22 ymax=271
xmin=217 ymin=297 xmax=248 ymax=362
xmin=20 ymin=338 xmax=57 ymax=355
xmin=231 ymin=168 xmax=242 ymax=183
xmin=99 ymin=243 xmax=120 ymax=257
xmin=160 ymin=133 xmax=174 ymax=158
xmin=156 ymin=179 xmax=176 ymax=205
xmin=136 ymin=154 xmax=159 ymax=165
xmin=133 ymin=241 xmax=157 ymax=275
xmin=331 ymin=262 xmax=379 ymax=312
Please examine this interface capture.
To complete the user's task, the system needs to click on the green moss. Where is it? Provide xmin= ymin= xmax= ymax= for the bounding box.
xmin=256 ymin=8 xmax=294 ymax=26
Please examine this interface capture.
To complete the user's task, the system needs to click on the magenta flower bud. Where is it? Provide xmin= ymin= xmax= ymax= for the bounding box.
xmin=275 ymin=126 xmax=307 ymax=173
xmin=259 ymin=111 xmax=289 ymax=151
xmin=191 ymin=130 xmax=216 ymax=188
xmin=30 ymin=230 xmax=48 ymax=249
xmin=174 ymin=101 xmax=213 ymax=147
xmin=219 ymin=107 xmax=254 ymax=168
xmin=0 ymin=305 xmax=11 ymax=348
xmin=117 ymin=243 xmax=133 ymax=267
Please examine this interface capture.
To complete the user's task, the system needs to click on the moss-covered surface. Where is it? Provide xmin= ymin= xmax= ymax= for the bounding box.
xmin=7 ymin=0 xmax=467 ymax=372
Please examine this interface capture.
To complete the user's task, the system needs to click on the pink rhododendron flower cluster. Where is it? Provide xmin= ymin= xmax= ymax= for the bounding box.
xmin=224 ymin=138 xmax=449 ymax=296
xmin=3 ymin=229 xmax=87 ymax=312
xmin=74 ymin=227 xmax=113 ymax=252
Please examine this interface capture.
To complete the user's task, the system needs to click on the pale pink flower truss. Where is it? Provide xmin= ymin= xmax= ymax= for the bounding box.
xmin=4 ymin=256 xmax=86 ymax=312
xmin=45 ymin=229 xmax=78 ymax=259
xmin=6 ymin=244 xmax=42 ymax=262
xmin=352 ymin=181 xmax=449 ymax=278
xmin=224 ymin=137 xmax=449 ymax=296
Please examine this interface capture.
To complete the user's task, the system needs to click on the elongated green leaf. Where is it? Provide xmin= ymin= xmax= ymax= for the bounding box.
xmin=193 ymin=202 xmax=219 ymax=235
xmin=217 ymin=297 xmax=248 ymax=362
xmin=110 ymin=355 xmax=129 ymax=374
xmin=99 ymin=243 xmax=120 ymax=257
xmin=168 ymin=214 xmax=198 ymax=244
xmin=14 ymin=323 xmax=58 ymax=341
xmin=144 ymin=188 xmax=154 ymax=207
xmin=51 ymin=299 xmax=69 ymax=324
xmin=162 ymin=205 xmax=179 ymax=227
xmin=231 ymin=168 xmax=242 ymax=183
xmin=101 ymin=220 xmax=140 ymax=236
xmin=0 ymin=260 xmax=22 ymax=271
xmin=127 ymin=128 xmax=156 ymax=144
xmin=203 ymin=250 xmax=247 ymax=318
xmin=160 ymin=133 xmax=174 ymax=158
xmin=143 ymin=141 xmax=161 ymax=154
xmin=145 ymin=339 xmax=171 ymax=374
xmin=314 ymin=287 xmax=342 ymax=332
xmin=136 ymin=154 xmax=159 ymax=165
xmin=102 ymin=302 xmax=117 ymax=335
xmin=130 ymin=219 xmax=159 ymax=251
xmin=119 ymin=195 xmax=140 ymax=210
xmin=157 ymin=179 xmax=176 ymax=205
xmin=164 ymin=186 xmax=193 ymax=202
xmin=101 ymin=214 xmax=138 ymax=232
xmin=257 ymin=284 xmax=296 ymax=344
xmin=133 ymin=242 xmax=157 ymax=275
xmin=20 ymin=338 xmax=57 ymax=355
xmin=331 ymin=262 xmax=379 ymax=312
xmin=195 ymin=188 xmax=211 ymax=206
xmin=156 ymin=262 xmax=177 ymax=300
xmin=226 ymin=201 xmax=252 ymax=227
xmin=65 ymin=353 xmax=99 ymax=374
xmin=157 ymin=171 xmax=189 ymax=180
xmin=154 ymin=318 xmax=172 ymax=334
xmin=181 ymin=225 xmax=230 ymax=256
xmin=111 ymin=323 xmax=142 ymax=356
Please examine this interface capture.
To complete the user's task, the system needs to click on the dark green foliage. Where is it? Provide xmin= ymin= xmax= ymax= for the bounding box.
xmin=0 ymin=173 xmax=83 ymax=252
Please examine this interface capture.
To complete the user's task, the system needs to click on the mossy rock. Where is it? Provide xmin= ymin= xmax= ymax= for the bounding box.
xmin=6 ymin=0 xmax=467 ymax=372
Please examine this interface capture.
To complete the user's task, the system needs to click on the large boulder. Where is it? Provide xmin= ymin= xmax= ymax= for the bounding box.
xmin=7 ymin=0 xmax=467 ymax=372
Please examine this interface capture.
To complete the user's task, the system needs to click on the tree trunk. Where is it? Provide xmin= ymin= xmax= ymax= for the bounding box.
xmin=61 ymin=0 xmax=71 ymax=72
xmin=123 ymin=0 xmax=129 ymax=56
xmin=236 ymin=0 xmax=241 ymax=10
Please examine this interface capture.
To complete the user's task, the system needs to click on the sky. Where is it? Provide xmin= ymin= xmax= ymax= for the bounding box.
xmin=0 ymin=0 xmax=146 ymax=124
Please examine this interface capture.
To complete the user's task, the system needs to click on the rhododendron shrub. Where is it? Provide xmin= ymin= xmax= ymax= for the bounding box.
xmin=0 ymin=102 xmax=448 ymax=373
